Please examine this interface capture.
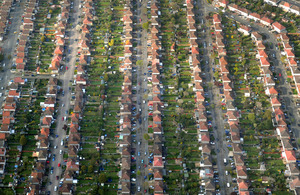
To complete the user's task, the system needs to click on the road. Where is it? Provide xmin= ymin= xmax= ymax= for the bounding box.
xmin=283 ymin=0 xmax=300 ymax=8
xmin=221 ymin=9 xmax=300 ymax=143
xmin=46 ymin=0 xmax=81 ymax=193
xmin=134 ymin=0 xmax=149 ymax=193
xmin=196 ymin=0 xmax=230 ymax=194
xmin=0 ymin=0 xmax=25 ymax=101
xmin=202 ymin=0 xmax=300 ymax=191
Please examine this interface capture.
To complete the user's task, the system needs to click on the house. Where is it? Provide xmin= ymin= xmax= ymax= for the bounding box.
xmin=217 ymin=0 xmax=229 ymax=8
xmin=201 ymin=144 xmax=211 ymax=155
xmin=249 ymin=13 xmax=261 ymax=21
xmin=154 ymin=181 xmax=164 ymax=193
xmin=196 ymin=92 xmax=205 ymax=102
xmin=218 ymin=48 xmax=227 ymax=57
xmin=257 ymin=50 xmax=268 ymax=58
xmin=251 ymin=31 xmax=262 ymax=41
xmin=8 ymin=90 xmax=20 ymax=98
xmin=228 ymin=4 xmax=239 ymax=12
xmin=260 ymin=16 xmax=273 ymax=26
xmin=276 ymin=127 xmax=290 ymax=139
xmin=227 ymin=111 xmax=239 ymax=121
xmin=201 ymin=154 xmax=212 ymax=167
xmin=290 ymin=5 xmax=300 ymax=15
xmin=285 ymin=164 xmax=300 ymax=176
xmin=283 ymin=42 xmax=293 ymax=50
xmin=238 ymin=25 xmax=251 ymax=35
xmin=281 ymin=138 xmax=293 ymax=151
xmin=153 ymin=156 xmax=163 ymax=167
xmin=30 ymin=171 xmax=43 ymax=185
xmin=214 ymin=23 xmax=222 ymax=32
xmin=264 ymin=76 xmax=275 ymax=86
xmin=266 ymin=87 xmax=278 ymax=96
xmin=54 ymin=46 xmax=64 ymax=55
xmin=14 ymin=77 xmax=25 ymax=85
xmin=200 ymin=167 xmax=214 ymax=179
xmin=288 ymin=58 xmax=297 ymax=67
xmin=263 ymin=0 xmax=280 ymax=6
xmin=232 ymin=143 xmax=243 ymax=154
xmin=213 ymin=14 xmax=221 ymax=24
xmin=238 ymin=179 xmax=249 ymax=191
xmin=285 ymin=49 xmax=295 ymax=58
xmin=154 ymin=169 xmax=163 ymax=180
xmin=236 ymin=166 xmax=248 ymax=179
xmin=121 ymin=182 xmax=130 ymax=194
xmin=121 ymin=170 xmax=130 ymax=182
xmin=205 ymin=179 xmax=215 ymax=191
xmin=59 ymin=183 xmax=73 ymax=195
xmin=200 ymin=132 xmax=210 ymax=143
xmin=271 ymin=97 xmax=281 ymax=107
xmin=76 ymin=74 xmax=87 ymax=85
xmin=260 ymin=57 xmax=270 ymax=67
xmin=198 ymin=121 xmax=208 ymax=131
xmin=272 ymin=22 xmax=286 ymax=33
xmin=283 ymin=150 xmax=297 ymax=163
xmin=290 ymin=177 xmax=300 ymax=190
xmin=234 ymin=154 xmax=244 ymax=166
xmin=280 ymin=34 xmax=289 ymax=42
xmin=279 ymin=1 xmax=291 ymax=12
xmin=239 ymin=8 xmax=250 ymax=17
xmin=153 ymin=144 xmax=162 ymax=156
xmin=83 ymin=17 xmax=93 ymax=25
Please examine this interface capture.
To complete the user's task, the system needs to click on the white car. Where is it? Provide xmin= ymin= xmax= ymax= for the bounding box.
xmin=138 ymin=186 xmax=141 ymax=192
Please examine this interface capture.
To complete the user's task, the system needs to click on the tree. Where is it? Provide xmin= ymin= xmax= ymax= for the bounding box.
xmin=88 ymin=165 xmax=93 ymax=173
xmin=108 ymin=39 xmax=114 ymax=47
xmin=81 ymin=165 xmax=87 ymax=173
xmin=104 ymin=74 xmax=109 ymax=82
xmin=143 ymin=133 xmax=150 ymax=141
xmin=41 ymin=36 xmax=45 ymax=42
xmin=142 ymin=22 xmax=149 ymax=30
xmin=136 ymin=60 xmax=143 ymax=66
xmin=20 ymin=135 xmax=27 ymax=146
xmin=98 ymin=173 xmax=107 ymax=183
xmin=0 ymin=54 xmax=4 ymax=62
xmin=248 ymin=113 xmax=255 ymax=122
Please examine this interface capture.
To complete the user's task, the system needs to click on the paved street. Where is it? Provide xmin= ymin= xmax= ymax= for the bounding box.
xmin=221 ymin=10 xmax=300 ymax=141
xmin=284 ymin=0 xmax=300 ymax=8
xmin=46 ymin=0 xmax=81 ymax=193
xmin=196 ymin=0 xmax=230 ymax=194
xmin=134 ymin=0 xmax=149 ymax=193
xmin=0 ymin=0 xmax=25 ymax=103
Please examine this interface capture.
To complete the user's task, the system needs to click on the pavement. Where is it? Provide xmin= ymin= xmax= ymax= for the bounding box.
xmin=195 ymin=0 xmax=230 ymax=194
xmin=46 ymin=0 xmax=81 ymax=193
xmin=284 ymin=0 xmax=300 ymax=7
xmin=221 ymin=9 xmax=300 ymax=142
xmin=0 ymin=0 xmax=25 ymax=103
xmin=134 ymin=0 xmax=150 ymax=193
xmin=200 ymin=1 xmax=300 ymax=193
